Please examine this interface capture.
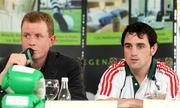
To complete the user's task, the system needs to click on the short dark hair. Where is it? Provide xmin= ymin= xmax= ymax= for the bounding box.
xmin=21 ymin=11 xmax=54 ymax=36
xmin=121 ymin=22 xmax=157 ymax=47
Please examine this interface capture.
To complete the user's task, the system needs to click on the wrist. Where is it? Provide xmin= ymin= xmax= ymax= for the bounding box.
xmin=0 ymin=85 xmax=5 ymax=93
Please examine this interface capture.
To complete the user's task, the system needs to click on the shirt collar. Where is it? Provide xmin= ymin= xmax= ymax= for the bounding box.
xmin=147 ymin=58 xmax=157 ymax=80
xmin=124 ymin=58 xmax=156 ymax=96
xmin=125 ymin=58 xmax=156 ymax=79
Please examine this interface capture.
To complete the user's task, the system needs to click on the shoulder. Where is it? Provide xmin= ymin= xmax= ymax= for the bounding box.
xmin=156 ymin=60 xmax=179 ymax=98
xmin=107 ymin=59 xmax=125 ymax=71
xmin=102 ymin=59 xmax=126 ymax=78
xmin=156 ymin=60 xmax=178 ymax=83
xmin=156 ymin=60 xmax=175 ymax=74
xmin=47 ymin=51 xmax=80 ymax=66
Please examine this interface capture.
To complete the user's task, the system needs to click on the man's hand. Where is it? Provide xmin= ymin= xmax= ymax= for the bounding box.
xmin=101 ymin=97 xmax=143 ymax=108
xmin=7 ymin=53 xmax=29 ymax=66
xmin=0 ymin=53 xmax=30 ymax=85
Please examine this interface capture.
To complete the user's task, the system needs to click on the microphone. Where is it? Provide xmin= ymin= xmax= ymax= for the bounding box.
xmin=21 ymin=48 xmax=33 ymax=67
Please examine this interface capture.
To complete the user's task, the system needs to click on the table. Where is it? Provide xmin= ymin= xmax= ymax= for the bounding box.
xmin=45 ymin=100 xmax=117 ymax=108
xmin=144 ymin=99 xmax=180 ymax=108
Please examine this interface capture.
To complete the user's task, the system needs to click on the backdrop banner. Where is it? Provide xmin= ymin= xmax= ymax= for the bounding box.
xmin=0 ymin=0 xmax=175 ymax=96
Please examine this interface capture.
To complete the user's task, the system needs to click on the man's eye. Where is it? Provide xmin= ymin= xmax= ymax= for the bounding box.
xmin=125 ymin=45 xmax=131 ymax=48
xmin=24 ymin=34 xmax=30 ymax=38
xmin=36 ymin=34 xmax=43 ymax=38
xmin=36 ymin=35 xmax=40 ymax=38
xmin=137 ymin=45 xmax=144 ymax=49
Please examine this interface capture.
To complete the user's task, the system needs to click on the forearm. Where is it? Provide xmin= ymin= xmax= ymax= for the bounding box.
xmin=100 ymin=97 xmax=143 ymax=108
xmin=0 ymin=67 xmax=9 ymax=85
xmin=0 ymin=60 xmax=14 ymax=85
xmin=118 ymin=98 xmax=143 ymax=108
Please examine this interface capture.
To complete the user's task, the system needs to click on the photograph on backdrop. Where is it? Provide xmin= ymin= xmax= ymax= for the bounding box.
xmin=84 ymin=0 xmax=175 ymax=98
xmin=87 ymin=0 xmax=128 ymax=33
xmin=0 ymin=0 xmax=82 ymax=58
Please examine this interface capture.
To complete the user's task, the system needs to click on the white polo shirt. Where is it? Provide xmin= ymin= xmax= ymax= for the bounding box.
xmin=95 ymin=59 xmax=179 ymax=100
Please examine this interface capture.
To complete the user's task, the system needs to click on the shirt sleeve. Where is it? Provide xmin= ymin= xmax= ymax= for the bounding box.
xmin=164 ymin=71 xmax=179 ymax=100
xmin=95 ymin=64 xmax=126 ymax=100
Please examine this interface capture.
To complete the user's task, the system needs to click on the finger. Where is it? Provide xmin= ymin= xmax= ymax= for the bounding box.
xmin=8 ymin=53 xmax=27 ymax=65
xmin=26 ymin=60 xmax=31 ymax=65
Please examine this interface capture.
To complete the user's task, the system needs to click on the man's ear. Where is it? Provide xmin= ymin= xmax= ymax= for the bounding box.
xmin=50 ymin=35 xmax=56 ymax=46
xmin=50 ymin=35 xmax=56 ymax=44
xmin=151 ymin=43 xmax=158 ymax=56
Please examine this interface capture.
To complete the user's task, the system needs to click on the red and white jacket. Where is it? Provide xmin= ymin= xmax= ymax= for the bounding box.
xmin=95 ymin=59 xmax=179 ymax=100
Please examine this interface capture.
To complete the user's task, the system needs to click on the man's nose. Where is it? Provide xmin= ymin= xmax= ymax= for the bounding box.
xmin=28 ymin=38 xmax=36 ymax=46
xmin=131 ymin=47 xmax=138 ymax=55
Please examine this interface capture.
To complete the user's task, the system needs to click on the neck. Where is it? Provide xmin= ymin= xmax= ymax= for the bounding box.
xmin=131 ymin=60 xmax=152 ymax=85
xmin=132 ymin=69 xmax=148 ymax=85
xmin=32 ymin=57 xmax=46 ymax=70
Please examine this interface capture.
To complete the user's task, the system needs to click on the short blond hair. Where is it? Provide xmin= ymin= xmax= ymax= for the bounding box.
xmin=21 ymin=11 xmax=54 ymax=36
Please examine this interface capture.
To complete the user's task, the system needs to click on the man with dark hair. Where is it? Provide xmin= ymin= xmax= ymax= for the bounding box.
xmin=95 ymin=22 xmax=179 ymax=107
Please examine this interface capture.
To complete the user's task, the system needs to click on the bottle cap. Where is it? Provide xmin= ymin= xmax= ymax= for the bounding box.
xmin=61 ymin=77 xmax=68 ymax=82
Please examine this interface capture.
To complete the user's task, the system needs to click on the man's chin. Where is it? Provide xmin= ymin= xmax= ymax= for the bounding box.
xmin=129 ymin=65 xmax=141 ymax=70
xmin=32 ymin=55 xmax=39 ymax=60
